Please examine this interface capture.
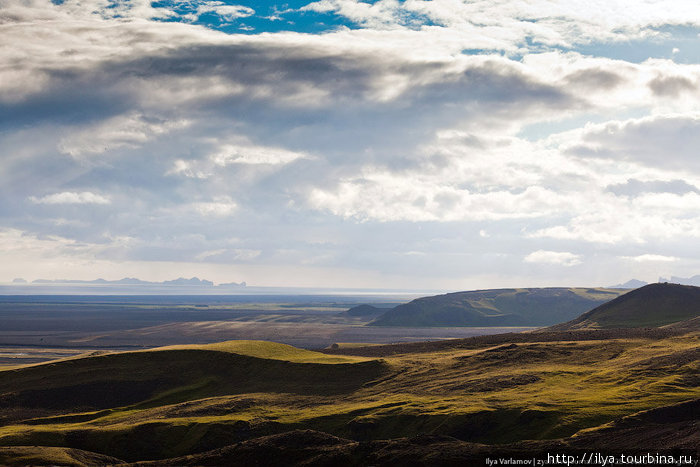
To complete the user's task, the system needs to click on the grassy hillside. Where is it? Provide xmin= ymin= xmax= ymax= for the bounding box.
xmin=0 ymin=342 xmax=384 ymax=425
xmin=0 ymin=446 xmax=123 ymax=467
xmin=344 ymin=304 xmax=388 ymax=317
xmin=152 ymin=340 xmax=365 ymax=364
xmin=370 ymin=287 xmax=624 ymax=327
xmin=129 ymin=397 xmax=700 ymax=466
xmin=549 ymin=283 xmax=700 ymax=330
xmin=0 ymin=326 xmax=698 ymax=463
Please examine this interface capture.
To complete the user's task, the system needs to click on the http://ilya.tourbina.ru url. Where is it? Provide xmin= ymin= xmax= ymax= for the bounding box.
xmin=484 ymin=452 xmax=699 ymax=466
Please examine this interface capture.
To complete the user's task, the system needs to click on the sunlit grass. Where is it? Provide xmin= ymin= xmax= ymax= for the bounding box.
xmin=150 ymin=340 xmax=369 ymax=364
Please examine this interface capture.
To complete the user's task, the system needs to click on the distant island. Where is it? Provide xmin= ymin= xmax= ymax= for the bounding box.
xmin=5 ymin=277 xmax=246 ymax=294
xmin=26 ymin=276 xmax=244 ymax=287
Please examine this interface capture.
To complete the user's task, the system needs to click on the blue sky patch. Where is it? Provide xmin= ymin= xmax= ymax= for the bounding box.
xmin=563 ymin=25 xmax=700 ymax=64
xmin=150 ymin=0 xmax=360 ymax=33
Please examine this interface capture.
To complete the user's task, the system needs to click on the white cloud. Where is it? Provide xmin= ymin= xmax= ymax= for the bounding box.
xmin=0 ymin=228 xmax=134 ymax=269
xmin=194 ymin=248 xmax=260 ymax=261
xmin=59 ymin=113 xmax=190 ymax=157
xmin=190 ymin=198 xmax=238 ymax=217
xmin=29 ymin=191 xmax=110 ymax=205
xmin=309 ymin=179 xmax=569 ymax=222
xmin=302 ymin=0 xmax=700 ymax=48
xmin=560 ymin=114 xmax=700 ymax=170
xmin=621 ymin=254 xmax=679 ymax=262
xmin=530 ymin=209 xmax=700 ymax=244
xmin=524 ymin=250 xmax=582 ymax=267
xmin=191 ymin=2 xmax=254 ymax=22
xmin=211 ymin=143 xmax=310 ymax=166
xmin=167 ymin=139 xmax=311 ymax=180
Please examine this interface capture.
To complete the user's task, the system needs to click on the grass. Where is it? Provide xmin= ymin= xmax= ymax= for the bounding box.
xmin=0 ymin=331 xmax=698 ymax=462
xmin=0 ymin=446 xmax=123 ymax=467
xmin=150 ymin=340 xmax=368 ymax=364
xmin=555 ymin=283 xmax=700 ymax=329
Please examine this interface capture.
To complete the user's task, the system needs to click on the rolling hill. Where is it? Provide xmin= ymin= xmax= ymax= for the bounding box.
xmin=369 ymin=287 xmax=624 ymax=327
xmin=549 ymin=282 xmax=700 ymax=330
xmin=0 ymin=326 xmax=697 ymax=464
xmin=0 ymin=285 xmax=698 ymax=465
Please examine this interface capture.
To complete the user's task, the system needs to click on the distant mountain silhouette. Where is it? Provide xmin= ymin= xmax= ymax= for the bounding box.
xmin=549 ymin=282 xmax=700 ymax=330
xmin=27 ymin=277 xmax=244 ymax=288
xmin=163 ymin=277 xmax=214 ymax=286
xmin=608 ymin=279 xmax=648 ymax=289
xmin=219 ymin=281 xmax=246 ymax=287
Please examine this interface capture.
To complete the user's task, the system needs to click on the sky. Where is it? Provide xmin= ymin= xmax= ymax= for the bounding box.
xmin=2 ymin=0 xmax=700 ymax=290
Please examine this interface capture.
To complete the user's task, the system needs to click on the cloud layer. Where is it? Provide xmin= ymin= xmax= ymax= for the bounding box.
xmin=2 ymin=0 xmax=700 ymax=288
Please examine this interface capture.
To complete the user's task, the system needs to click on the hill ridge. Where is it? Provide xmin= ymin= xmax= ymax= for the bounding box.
xmin=548 ymin=282 xmax=700 ymax=330
xmin=368 ymin=287 xmax=624 ymax=327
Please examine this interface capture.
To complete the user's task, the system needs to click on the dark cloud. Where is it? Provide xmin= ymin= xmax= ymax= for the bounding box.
xmin=648 ymin=75 xmax=696 ymax=97
xmin=0 ymin=82 xmax=133 ymax=128
xmin=3 ymin=39 xmax=575 ymax=175
xmin=606 ymin=179 xmax=700 ymax=197
xmin=566 ymin=115 xmax=700 ymax=171
xmin=563 ymin=68 xmax=625 ymax=90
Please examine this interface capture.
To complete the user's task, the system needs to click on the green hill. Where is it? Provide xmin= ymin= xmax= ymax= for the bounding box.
xmin=344 ymin=304 xmax=388 ymax=317
xmin=0 ymin=328 xmax=698 ymax=463
xmin=0 ymin=341 xmax=384 ymax=422
xmin=549 ymin=282 xmax=700 ymax=330
xmin=369 ymin=288 xmax=624 ymax=327
xmin=154 ymin=340 xmax=366 ymax=364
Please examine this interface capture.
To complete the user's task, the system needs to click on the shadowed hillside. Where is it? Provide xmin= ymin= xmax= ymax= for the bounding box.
xmin=0 ymin=446 xmax=124 ymax=467
xmin=128 ymin=399 xmax=700 ymax=466
xmin=549 ymin=282 xmax=700 ymax=330
xmin=369 ymin=288 xmax=624 ymax=327
xmin=0 ymin=341 xmax=385 ymax=423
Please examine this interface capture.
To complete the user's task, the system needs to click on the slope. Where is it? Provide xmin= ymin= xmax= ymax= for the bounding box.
xmin=370 ymin=287 xmax=624 ymax=327
xmin=549 ymin=282 xmax=700 ymax=330
xmin=0 ymin=341 xmax=385 ymax=424
xmin=124 ymin=399 xmax=700 ymax=465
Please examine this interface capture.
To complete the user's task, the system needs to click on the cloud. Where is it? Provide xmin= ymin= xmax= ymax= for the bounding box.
xmin=29 ymin=191 xmax=111 ymax=205
xmin=210 ymin=143 xmax=311 ymax=166
xmin=563 ymin=114 xmax=700 ymax=171
xmin=606 ymin=179 xmax=700 ymax=197
xmin=524 ymin=250 xmax=582 ymax=267
xmin=190 ymin=2 xmax=254 ymax=22
xmin=58 ymin=113 xmax=190 ymax=157
xmin=301 ymin=0 xmax=424 ymax=29
xmin=3 ymin=0 xmax=700 ymax=287
xmin=190 ymin=198 xmax=238 ymax=217
xmin=648 ymin=74 xmax=696 ymax=97
xmin=300 ymin=0 xmax=700 ymax=48
xmin=194 ymin=248 xmax=261 ymax=261
xmin=530 ymin=204 xmax=700 ymax=244
xmin=563 ymin=68 xmax=626 ymax=91
xmin=621 ymin=254 xmax=679 ymax=262
xmin=308 ymin=175 xmax=570 ymax=222
xmin=166 ymin=138 xmax=312 ymax=185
